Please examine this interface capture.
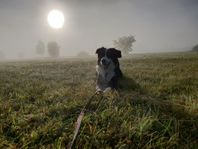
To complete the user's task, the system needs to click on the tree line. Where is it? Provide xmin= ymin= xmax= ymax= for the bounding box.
xmin=1 ymin=35 xmax=198 ymax=60
xmin=36 ymin=36 xmax=136 ymax=58
xmin=0 ymin=35 xmax=136 ymax=60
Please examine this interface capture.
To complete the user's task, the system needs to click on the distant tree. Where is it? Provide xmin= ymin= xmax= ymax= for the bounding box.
xmin=113 ymin=35 xmax=136 ymax=55
xmin=77 ymin=51 xmax=90 ymax=58
xmin=17 ymin=52 xmax=24 ymax=59
xmin=47 ymin=41 xmax=60 ymax=58
xmin=0 ymin=51 xmax=5 ymax=60
xmin=36 ymin=40 xmax=45 ymax=56
xmin=192 ymin=44 xmax=198 ymax=52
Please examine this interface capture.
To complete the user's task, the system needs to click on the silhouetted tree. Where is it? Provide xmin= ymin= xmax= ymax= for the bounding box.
xmin=113 ymin=35 xmax=136 ymax=55
xmin=47 ymin=41 xmax=60 ymax=58
xmin=192 ymin=44 xmax=198 ymax=52
xmin=0 ymin=51 xmax=5 ymax=60
xmin=77 ymin=51 xmax=90 ymax=58
xmin=36 ymin=40 xmax=45 ymax=56
xmin=17 ymin=52 xmax=24 ymax=59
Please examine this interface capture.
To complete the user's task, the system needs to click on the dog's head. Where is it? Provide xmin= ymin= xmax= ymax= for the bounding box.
xmin=96 ymin=47 xmax=122 ymax=68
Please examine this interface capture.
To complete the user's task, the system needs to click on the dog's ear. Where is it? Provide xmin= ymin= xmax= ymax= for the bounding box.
xmin=109 ymin=48 xmax=122 ymax=58
xmin=96 ymin=47 xmax=105 ymax=54
xmin=115 ymin=49 xmax=122 ymax=58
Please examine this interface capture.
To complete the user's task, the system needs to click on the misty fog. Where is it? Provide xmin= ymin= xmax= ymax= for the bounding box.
xmin=0 ymin=0 xmax=198 ymax=60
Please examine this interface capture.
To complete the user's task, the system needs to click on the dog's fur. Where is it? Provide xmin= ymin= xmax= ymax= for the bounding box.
xmin=96 ymin=47 xmax=122 ymax=92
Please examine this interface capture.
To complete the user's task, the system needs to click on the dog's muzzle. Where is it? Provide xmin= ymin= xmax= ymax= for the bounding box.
xmin=100 ymin=57 xmax=111 ymax=66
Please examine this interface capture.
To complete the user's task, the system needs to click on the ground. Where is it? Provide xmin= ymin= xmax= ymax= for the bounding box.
xmin=0 ymin=52 xmax=197 ymax=148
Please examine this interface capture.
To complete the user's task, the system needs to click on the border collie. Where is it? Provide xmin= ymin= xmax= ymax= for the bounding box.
xmin=96 ymin=47 xmax=122 ymax=92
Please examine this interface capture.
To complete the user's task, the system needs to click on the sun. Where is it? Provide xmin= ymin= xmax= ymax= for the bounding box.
xmin=47 ymin=9 xmax=65 ymax=29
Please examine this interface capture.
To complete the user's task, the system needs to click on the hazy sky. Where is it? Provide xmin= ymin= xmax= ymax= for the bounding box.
xmin=0 ymin=0 xmax=198 ymax=59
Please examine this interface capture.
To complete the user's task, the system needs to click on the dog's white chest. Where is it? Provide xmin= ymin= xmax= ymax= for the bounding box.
xmin=96 ymin=63 xmax=115 ymax=91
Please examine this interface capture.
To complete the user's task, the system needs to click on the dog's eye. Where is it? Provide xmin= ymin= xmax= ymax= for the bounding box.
xmin=98 ymin=52 xmax=105 ymax=58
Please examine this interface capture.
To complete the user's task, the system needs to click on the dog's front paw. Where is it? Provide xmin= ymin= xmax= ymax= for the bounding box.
xmin=96 ymin=87 xmax=103 ymax=94
xmin=103 ymin=87 xmax=112 ymax=93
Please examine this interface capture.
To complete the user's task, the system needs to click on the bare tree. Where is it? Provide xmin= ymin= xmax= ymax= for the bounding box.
xmin=47 ymin=41 xmax=60 ymax=58
xmin=113 ymin=35 xmax=136 ymax=55
xmin=192 ymin=44 xmax=198 ymax=52
xmin=77 ymin=51 xmax=90 ymax=58
xmin=36 ymin=40 xmax=45 ymax=56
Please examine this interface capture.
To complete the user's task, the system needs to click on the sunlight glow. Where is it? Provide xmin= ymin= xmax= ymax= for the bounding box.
xmin=47 ymin=10 xmax=65 ymax=29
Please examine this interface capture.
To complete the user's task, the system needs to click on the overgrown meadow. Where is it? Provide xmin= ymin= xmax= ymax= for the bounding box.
xmin=0 ymin=52 xmax=197 ymax=148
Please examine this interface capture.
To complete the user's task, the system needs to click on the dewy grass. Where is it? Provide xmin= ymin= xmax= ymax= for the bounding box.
xmin=0 ymin=52 xmax=197 ymax=148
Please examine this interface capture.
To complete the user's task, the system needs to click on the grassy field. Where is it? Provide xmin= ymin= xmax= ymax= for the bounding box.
xmin=0 ymin=52 xmax=198 ymax=148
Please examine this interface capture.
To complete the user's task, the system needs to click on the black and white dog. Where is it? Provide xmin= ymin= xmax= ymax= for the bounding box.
xmin=96 ymin=47 xmax=122 ymax=92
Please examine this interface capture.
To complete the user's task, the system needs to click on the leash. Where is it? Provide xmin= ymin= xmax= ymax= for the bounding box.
xmin=68 ymin=91 xmax=103 ymax=149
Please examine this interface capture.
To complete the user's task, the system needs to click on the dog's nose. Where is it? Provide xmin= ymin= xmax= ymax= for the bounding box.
xmin=101 ymin=59 xmax=106 ymax=64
